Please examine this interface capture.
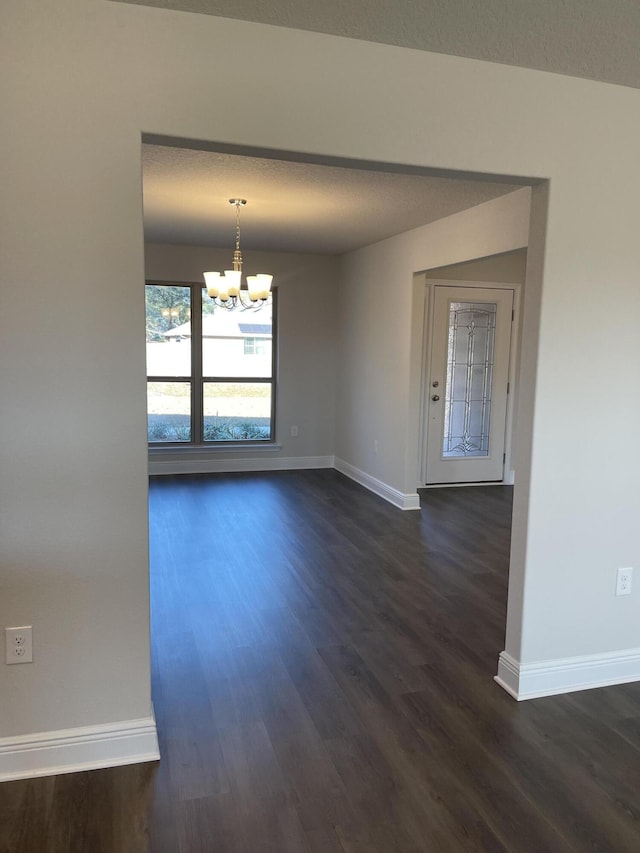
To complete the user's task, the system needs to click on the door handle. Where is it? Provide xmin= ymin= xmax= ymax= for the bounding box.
xmin=431 ymin=394 xmax=440 ymax=402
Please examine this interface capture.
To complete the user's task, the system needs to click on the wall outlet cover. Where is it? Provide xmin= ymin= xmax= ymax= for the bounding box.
xmin=5 ymin=626 xmax=33 ymax=664
xmin=616 ymin=567 xmax=633 ymax=597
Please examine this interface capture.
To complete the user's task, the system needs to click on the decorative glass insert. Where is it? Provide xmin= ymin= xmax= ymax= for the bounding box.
xmin=442 ymin=301 xmax=497 ymax=458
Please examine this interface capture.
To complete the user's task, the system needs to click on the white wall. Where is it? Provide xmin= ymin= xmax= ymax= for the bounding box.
xmin=145 ymin=243 xmax=339 ymax=463
xmin=3 ymin=0 xmax=640 ymax=747
xmin=336 ymin=190 xmax=530 ymax=496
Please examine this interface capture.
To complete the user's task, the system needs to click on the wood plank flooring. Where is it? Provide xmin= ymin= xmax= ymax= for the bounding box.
xmin=3 ymin=470 xmax=640 ymax=851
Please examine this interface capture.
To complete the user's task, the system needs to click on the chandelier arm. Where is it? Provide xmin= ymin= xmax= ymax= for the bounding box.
xmin=214 ymin=296 xmax=236 ymax=310
xmin=238 ymin=291 xmax=257 ymax=310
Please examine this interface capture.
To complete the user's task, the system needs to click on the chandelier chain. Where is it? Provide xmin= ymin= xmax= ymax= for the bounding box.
xmin=235 ymin=201 xmax=241 ymax=252
xmin=232 ymin=200 xmax=243 ymax=272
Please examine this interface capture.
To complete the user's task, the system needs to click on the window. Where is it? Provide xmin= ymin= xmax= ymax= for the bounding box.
xmin=145 ymin=282 xmax=276 ymax=444
xmin=243 ymin=336 xmax=269 ymax=356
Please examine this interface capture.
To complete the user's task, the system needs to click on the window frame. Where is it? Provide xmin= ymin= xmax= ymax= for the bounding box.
xmin=145 ymin=280 xmax=277 ymax=447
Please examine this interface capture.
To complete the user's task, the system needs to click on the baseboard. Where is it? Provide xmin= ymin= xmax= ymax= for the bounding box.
xmin=149 ymin=454 xmax=335 ymax=476
xmin=422 ymin=481 xmax=505 ymax=489
xmin=495 ymin=648 xmax=640 ymax=700
xmin=0 ymin=712 xmax=160 ymax=782
xmin=149 ymin=452 xmax=420 ymax=510
xmin=494 ymin=652 xmax=521 ymax=698
xmin=334 ymin=458 xmax=420 ymax=511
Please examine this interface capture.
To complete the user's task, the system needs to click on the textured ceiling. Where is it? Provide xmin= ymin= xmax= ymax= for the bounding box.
xmin=114 ymin=0 xmax=640 ymax=90
xmin=134 ymin=1 xmax=628 ymax=251
xmin=142 ymin=145 xmax=520 ymax=254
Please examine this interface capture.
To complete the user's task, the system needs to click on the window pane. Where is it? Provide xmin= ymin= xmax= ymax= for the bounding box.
xmin=202 ymin=292 xmax=272 ymax=378
xmin=203 ymin=382 xmax=271 ymax=441
xmin=147 ymin=382 xmax=191 ymax=442
xmin=146 ymin=285 xmax=191 ymax=377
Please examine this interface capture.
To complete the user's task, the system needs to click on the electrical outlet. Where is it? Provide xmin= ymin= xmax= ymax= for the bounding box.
xmin=290 ymin=425 xmax=298 ymax=437
xmin=616 ymin=567 xmax=633 ymax=597
xmin=5 ymin=626 xmax=33 ymax=664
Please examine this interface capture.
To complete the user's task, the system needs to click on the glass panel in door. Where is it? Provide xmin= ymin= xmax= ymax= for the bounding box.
xmin=425 ymin=285 xmax=514 ymax=485
xmin=442 ymin=302 xmax=497 ymax=458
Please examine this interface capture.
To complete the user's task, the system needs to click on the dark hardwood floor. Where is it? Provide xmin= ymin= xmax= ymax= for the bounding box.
xmin=3 ymin=470 xmax=640 ymax=851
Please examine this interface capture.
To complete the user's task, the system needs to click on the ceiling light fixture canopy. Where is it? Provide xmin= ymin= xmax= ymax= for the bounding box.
xmin=203 ymin=199 xmax=272 ymax=310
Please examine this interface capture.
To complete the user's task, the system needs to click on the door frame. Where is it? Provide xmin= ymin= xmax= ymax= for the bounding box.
xmin=419 ymin=278 xmax=522 ymax=488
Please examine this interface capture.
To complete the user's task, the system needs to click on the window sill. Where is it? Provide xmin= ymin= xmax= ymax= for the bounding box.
xmin=149 ymin=442 xmax=282 ymax=457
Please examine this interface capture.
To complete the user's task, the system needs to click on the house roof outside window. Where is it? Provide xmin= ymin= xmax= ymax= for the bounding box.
xmin=164 ymin=311 xmax=272 ymax=340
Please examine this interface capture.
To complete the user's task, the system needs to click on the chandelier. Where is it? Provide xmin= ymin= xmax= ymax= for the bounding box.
xmin=203 ymin=199 xmax=273 ymax=310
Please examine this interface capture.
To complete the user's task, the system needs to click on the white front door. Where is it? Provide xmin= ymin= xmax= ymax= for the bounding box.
xmin=425 ymin=285 xmax=514 ymax=485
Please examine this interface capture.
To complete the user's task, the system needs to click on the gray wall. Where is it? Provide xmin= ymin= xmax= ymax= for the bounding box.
xmin=336 ymin=192 xmax=530 ymax=495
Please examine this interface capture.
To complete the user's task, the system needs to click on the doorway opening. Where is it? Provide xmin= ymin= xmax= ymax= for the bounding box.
xmin=418 ymin=250 xmax=527 ymax=488
xmin=142 ymin=135 xmax=545 ymax=715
